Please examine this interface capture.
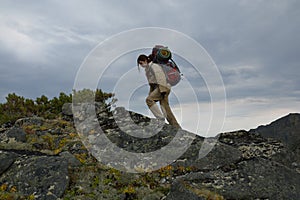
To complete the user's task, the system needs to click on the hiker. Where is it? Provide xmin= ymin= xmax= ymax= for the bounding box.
xmin=137 ymin=54 xmax=181 ymax=129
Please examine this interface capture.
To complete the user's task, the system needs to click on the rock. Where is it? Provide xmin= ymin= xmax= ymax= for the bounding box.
xmin=168 ymin=157 xmax=300 ymax=200
xmin=220 ymin=129 xmax=300 ymax=173
xmin=271 ymin=147 xmax=300 ymax=172
xmin=62 ymin=103 xmax=73 ymax=116
xmin=59 ymin=151 xmax=81 ymax=167
xmin=174 ymin=139 xmax=242 ymax=171
xmin=71 ymin=102 xmax=111 ymax=119
xmin=14 ymin=117 xmax=44 ymax=127
xmin=1 ymin=122 xmax=13 ymax=129
xmin=142 ymin=192 xmax=165 ymax=200
xmin=249 ymin=113 xmax=300 ymax=149
xmin=227 ymin=158 xmax=300 ymax=200
xmin=0 ymin=155 xmax=69 ymax=200
xmin=6 ymin=127 xmax=27 ymax=142
xmin=0 ymin=151 xmax=18 ymax=175
xmin=166 ymin=181 xmax=206 ymax=200
xmin=219 ymin=130 xmax=284 ymax=160
xmin=1 ymin=105 xmax=300 ymax=199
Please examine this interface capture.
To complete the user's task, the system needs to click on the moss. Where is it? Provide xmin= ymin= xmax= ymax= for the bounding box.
xmin=108 ymin=168 xmax=121 ymax=177
xmin=0 ymin=183 xmax=8 ymax=192
xmin=122 ymin=185 xmax=137 ymax=199
xmin=74 ymin=153 xmax=89 ymax=164
xmin=69 ymin=132 xmax=77 ymax=138
xmin=102 ymin=177 xmax=113 ymax=185
xmin=58 ymin=137 xmax=69 ymax=148
xmin=91 ymin=175 xmax=100 ymax=188
xmin=41 ymin=134 xmax=55 ymax=150
xmin=122 ymin=184 xmax=136 ymax=194
xmin=56 ymin=119 xmax=71 ymax=127
xmin=26 ymin=134 xmax=39 ymax=144
xmin=39 ymin=125 xmax=49 ymax=131
xmin=0 ymin=193 xmax=15 ymax=200
xmin=183 ymin=181 xmax=225 ymax=200
xmin=23 ymin=125 xmax=36 ymax=132
xmin=27 ymin=194 xmax=36 ymax=200
xmin=0 ymin=190 xmax=36 ymax=200
xmin=64 ymin=186 xmax=85 ymax=197
xmin=102 ymin=189 xmax=110 ymax=194
xmin=53 ymin=148 xmax=62 ymax=155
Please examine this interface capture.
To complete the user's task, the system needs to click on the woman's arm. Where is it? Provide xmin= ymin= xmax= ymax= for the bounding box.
xmin=150 ymin=63 xmax=170 ymax=93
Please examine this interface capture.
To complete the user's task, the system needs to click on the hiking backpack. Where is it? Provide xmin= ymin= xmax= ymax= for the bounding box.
xmin=151 ymin=45 xmax=182 ymax=86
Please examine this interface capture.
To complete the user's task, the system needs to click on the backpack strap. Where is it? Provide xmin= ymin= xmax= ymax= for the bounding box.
xmin=170 ymin=58 xmax=181 ymax=74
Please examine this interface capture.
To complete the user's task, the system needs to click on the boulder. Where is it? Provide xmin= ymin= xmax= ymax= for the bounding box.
xmin=59 ymin=151 xmax=81 ymax=167
xmin=249 ymin=113 xmax=300 ymax=149
xmin=168 ymin=158 xmax=300 ymax=199
xmin=14 ymin=117 xmax=44 ymax=127
xmin=62 ymin=103 xmax=73 ymax=116
xmin=6 ymin=127 xmax=27 ymax=142
xmin=173 ymin=139 xmax=242 ymax=171
xmin=0 ymin=151 xmax=18 ymax=175
xmin=0 ymin=155 xmax=69 ymax=200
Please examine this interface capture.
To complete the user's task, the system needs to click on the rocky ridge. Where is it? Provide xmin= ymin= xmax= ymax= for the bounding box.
xmin=0 ymin=104 xmax=299 ymax=199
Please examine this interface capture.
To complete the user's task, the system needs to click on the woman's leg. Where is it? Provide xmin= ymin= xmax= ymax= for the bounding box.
xmin=146 ymin=87 xmax=165 ymax=119
xmin=160 ymin=92 xmax=181 ymax=129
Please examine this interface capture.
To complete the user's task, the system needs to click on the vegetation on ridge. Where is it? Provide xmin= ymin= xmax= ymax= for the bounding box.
xmin=0 ymin=89 xmax=114 ymax=125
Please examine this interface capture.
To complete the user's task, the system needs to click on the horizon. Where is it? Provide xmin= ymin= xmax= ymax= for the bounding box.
xmin=1 ymin=90 xmax=298 ymax=137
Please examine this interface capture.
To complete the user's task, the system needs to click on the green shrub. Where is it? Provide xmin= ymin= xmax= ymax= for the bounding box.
xmin=0 ymin=89 xmax=114 ymax=125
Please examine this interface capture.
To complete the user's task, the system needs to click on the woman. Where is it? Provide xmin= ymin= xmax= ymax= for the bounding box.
xmin=137 ymin=54 xmax=181 ymax=129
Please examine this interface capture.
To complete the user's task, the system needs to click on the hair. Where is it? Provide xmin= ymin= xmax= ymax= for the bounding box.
xmin=137 ymin=54 xmax=149 ymax=65
xmin=137 ymin=54 xmax=151 ymax=72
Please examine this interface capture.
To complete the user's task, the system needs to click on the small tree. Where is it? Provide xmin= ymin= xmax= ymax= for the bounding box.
xmin=0 ymin=93 xmax=26 ymax=124
xmin=73 ymin=89 xmax=114 ymax=104
xmin=49 ymin=92 xmax=72 ymax=115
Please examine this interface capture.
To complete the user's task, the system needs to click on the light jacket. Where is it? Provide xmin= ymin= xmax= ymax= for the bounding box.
xmin=145 ymin=62 xmax=171 ymax=93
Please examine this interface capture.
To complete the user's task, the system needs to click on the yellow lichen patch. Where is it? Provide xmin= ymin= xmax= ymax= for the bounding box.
xmin=0 ymin=183 xmax=8 ymax=191
xmin=53 ymin=148 xmax=62 ymax=155
xmin=56 ymin=119 xmax=71 ymax=127
xmin=158 ymin=165 xmax=174 ymax=177
xmin=9 ymin=186 xmax=17 ymax=193
xmin=41 ymin=135 xmax=55 ymax=150
xmin=69 ymin=132 xmax=78 ymax=138
xmin=39 ymin=126 xmax=49 ymax=131
xmin=58 ymin=137 xmax=68 ymax=148
xmin=27 ymin=194 xmax=36 ymax=200
xmin=177 ymin=166 xmax=186 ymax=172
xmin=122 ymin=185 xmax=135 ymax=194
xmin=74 ymin=153 xmax=88 ymax=164
xmin=109 ymin=168 xmax=121 ymax=176
xmin=173 ymin=165 xmax=196 ymax=175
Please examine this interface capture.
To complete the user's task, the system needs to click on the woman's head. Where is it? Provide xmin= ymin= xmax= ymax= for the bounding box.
xmin=137 ymin=54 xmax=151 ymax=71
xmin=137 ymin=54 xmax=149 ymax=65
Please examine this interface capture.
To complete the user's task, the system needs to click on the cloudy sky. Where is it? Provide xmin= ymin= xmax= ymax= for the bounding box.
xmin=1 ymin=0 xmax=299 ymax=136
